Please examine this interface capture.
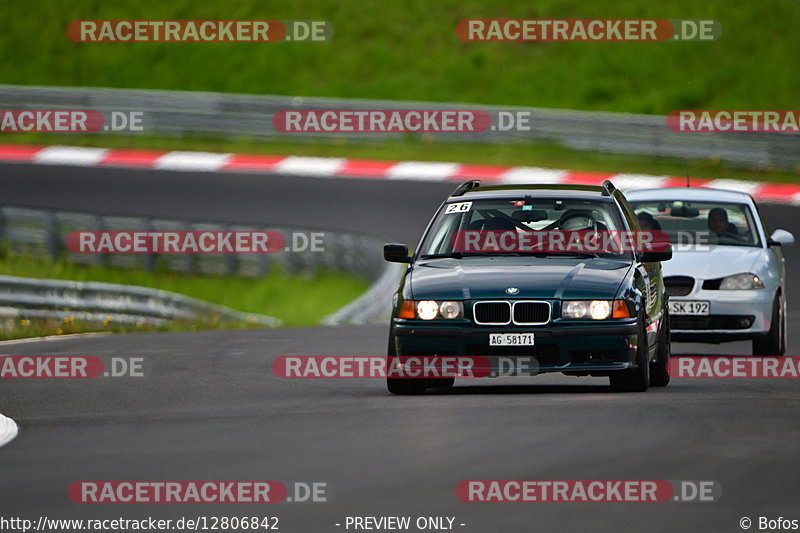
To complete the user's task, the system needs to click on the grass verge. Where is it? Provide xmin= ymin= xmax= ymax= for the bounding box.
xmin=0 ymin=253 xmax=370 ymax=339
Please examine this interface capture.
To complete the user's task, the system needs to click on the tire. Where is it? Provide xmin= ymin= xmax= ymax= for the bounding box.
xmin=649 ymin=314 xmax=671 ymax=387
xmin=609 ymin=313 xmax=650 ymax=392
xmin=427 ymin=376 xmax=455 ymax=389
xmin=752 ymin=292 xmax=786 ymax=356
xmin=386 ymin=329 xmax=427 ymax=395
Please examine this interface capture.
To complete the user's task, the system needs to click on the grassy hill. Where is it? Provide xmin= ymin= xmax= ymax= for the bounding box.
xmin=2 ymin=0 xmax=798 ymax=113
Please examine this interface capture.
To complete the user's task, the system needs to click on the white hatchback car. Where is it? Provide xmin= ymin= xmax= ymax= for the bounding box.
xmin=627 ymin=187 xmax=794 ymax=355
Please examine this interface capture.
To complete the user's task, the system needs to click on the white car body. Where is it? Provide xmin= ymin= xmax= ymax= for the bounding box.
xmin=626 ymin=187 xmax=792 ymax=353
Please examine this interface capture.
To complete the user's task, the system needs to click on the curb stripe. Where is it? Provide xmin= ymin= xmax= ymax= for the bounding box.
xmin=0 ymin=144 xmax=44 ymax=160
xmin=336 ymin=159 xmax=396 ymax=178
xmin=100 ymin=149 xmax=167 ymax=167
xmin=387 ymin=161 xmax=460 ymax=181
xmin=222 ymin=154 xmax=285 ymax=172
xmin=500 ymin=166 xmax=570 ymax=184
xmin=33 ymin=146 xmax=108 ymax=166
xmin=155 ymin=151 xmax=232 ymax=171
xmin=274 ymin=156 xmax=346 ymax=175
xmin=0 ymin=144 xmax=797 ymax=204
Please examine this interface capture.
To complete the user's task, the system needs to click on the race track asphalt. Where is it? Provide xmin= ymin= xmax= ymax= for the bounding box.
xmin=1 ymin=161 xmax=799 ymax=532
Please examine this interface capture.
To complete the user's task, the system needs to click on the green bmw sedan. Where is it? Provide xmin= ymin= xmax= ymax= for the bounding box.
xmin=384 ymin=180 xmax=672 ymax=394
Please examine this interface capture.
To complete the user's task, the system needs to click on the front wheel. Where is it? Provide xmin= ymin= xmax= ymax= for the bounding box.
xmin=649 ymin=314 xmax=671 ymax=387
xmin=386 ymin=329 xmax=427 ymax=395
xmin=427 ymin=376 xmax=455 ymax=389
xmin=752 ymin=292 xmax=786 ymax=356
xmin=387 ymin=374 xmax=427 ymax=395
xmin=609 ymin=314 xmax=650 ymax=392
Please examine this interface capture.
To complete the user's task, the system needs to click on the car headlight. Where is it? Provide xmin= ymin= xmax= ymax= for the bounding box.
xmin=416 ymin=300 xmax=440 ymax=320
xmin=397 ymin=300 xmax=464 ymax=320
xmin=720 ymin=273 xmax=765 ymax=290
xmin=438 ymin=301 xmax=463 ymax=319
xmin=561 ymin=300 xmax=631 ymax=319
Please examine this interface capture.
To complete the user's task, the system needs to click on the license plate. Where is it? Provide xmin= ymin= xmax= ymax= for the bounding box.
xmin=669 ymin=300 xmax=710 ymax=316
xmin=489 ymin=333 xmax=535 ymax=346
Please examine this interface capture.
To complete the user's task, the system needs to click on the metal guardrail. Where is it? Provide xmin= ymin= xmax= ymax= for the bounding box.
xmin=1 ymin=84 xmax=797 ymax=170
xmin=0 ymin=206 xmax=386 ymax=281
xmin=0 ymin=206 xmax=395 ymax=325
xmin=0 ymin=274 xmax=281 ymax=327
xmin=323 ymin=262 xmax=403 ymax=326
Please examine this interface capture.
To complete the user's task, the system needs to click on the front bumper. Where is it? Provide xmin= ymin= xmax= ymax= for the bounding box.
xmin=392 ymin=319 xmax=639 ymax=376
xmin=669 ymin=288 xmax=774 ymax=342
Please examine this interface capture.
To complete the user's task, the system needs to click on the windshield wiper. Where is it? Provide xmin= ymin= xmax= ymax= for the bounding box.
xmin=551 ymin=252 xmax=602 ymax=258
xmin=420 ymin=251 xmax=610 ymax=259
xmin=420 ymin=251 xmax=545 ymax=259
xmin=419 ymin=252 xmax=466 ymax=259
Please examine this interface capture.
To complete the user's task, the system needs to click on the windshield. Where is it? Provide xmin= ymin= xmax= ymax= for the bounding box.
xmin=630 ymin=200 xmax=761 ymax=248
xmin=418 ymin=197 xmax=631 ymax=258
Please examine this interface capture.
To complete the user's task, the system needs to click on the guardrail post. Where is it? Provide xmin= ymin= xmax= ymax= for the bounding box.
xmin=0 ymin=207 xmax=6 ymax=254
xmin=44 ymin=211 xmax=59 ymax=260
xmin=224 ymin=223 xmax=237 ymax=276
xmin=143 ymin=219 xmax=155 ymax=271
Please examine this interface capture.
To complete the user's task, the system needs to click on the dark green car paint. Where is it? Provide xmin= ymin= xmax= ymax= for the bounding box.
xmin=386 ymin=183 xmax=670 ymax=389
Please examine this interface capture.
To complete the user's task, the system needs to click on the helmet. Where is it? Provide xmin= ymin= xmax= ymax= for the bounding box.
xmin=559 ymin=212 xmax=596 ymax=231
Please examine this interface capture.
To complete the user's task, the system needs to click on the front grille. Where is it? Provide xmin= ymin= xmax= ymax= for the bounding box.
xmin=473 ymin=301 xmax=511 ymax=324
xmin=664 ymin=276 xmax=695 ymax=296
xmin=702 ymin=278 xmax=723 ymax=290
xmin=513 ymin=301 xmax=550 ymax=324
xmin=670 ymin=315 xmax=755 ymax=330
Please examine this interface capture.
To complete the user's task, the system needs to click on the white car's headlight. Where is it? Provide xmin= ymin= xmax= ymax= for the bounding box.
xmin=719 ymin=273 xmax=765 ymax=290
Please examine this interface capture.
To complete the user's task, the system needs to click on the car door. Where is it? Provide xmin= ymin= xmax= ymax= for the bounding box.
xmin=753 ymin=201 xmax=786 ymax=289
xmin=615 ymin=191 xmax=665 ymax=349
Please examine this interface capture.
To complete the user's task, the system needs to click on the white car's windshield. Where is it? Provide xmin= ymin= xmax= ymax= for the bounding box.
xmin=630 ymin=200 xmax=761 ymax=247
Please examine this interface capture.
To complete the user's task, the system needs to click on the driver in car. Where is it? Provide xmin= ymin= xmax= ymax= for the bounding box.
xmin=707 ymin=207 xmax=739 ymax=238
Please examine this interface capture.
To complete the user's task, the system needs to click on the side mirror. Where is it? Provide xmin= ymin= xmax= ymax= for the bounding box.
xmin=768 ymin=229 xmax=795 ymax=247
xmin=639 ymin=246 xmax=672 ymax=263
xmin=384 ymin=243 xmax=411 ymax=263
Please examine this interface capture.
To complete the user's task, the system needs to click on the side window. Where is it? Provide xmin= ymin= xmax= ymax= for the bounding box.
xmin=426 ymin=212 xmax=462 ymax=254
xmin=753 ymin=202 xmax=770 ymax=240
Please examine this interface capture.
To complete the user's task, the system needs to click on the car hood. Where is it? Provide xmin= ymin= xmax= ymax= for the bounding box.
xmin=409 ymin=256 xmax=632 ymax=300
xmin=663 ymin=246 xmax=765 ymax=280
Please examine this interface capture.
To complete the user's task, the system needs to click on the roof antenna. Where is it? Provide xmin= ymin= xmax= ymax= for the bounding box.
xmin=684 ymin=160 xmax=691 ymax=187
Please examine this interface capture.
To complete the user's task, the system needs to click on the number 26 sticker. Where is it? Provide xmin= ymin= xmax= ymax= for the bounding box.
xmin=445 ymin=202 xmax=472 ymax=214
